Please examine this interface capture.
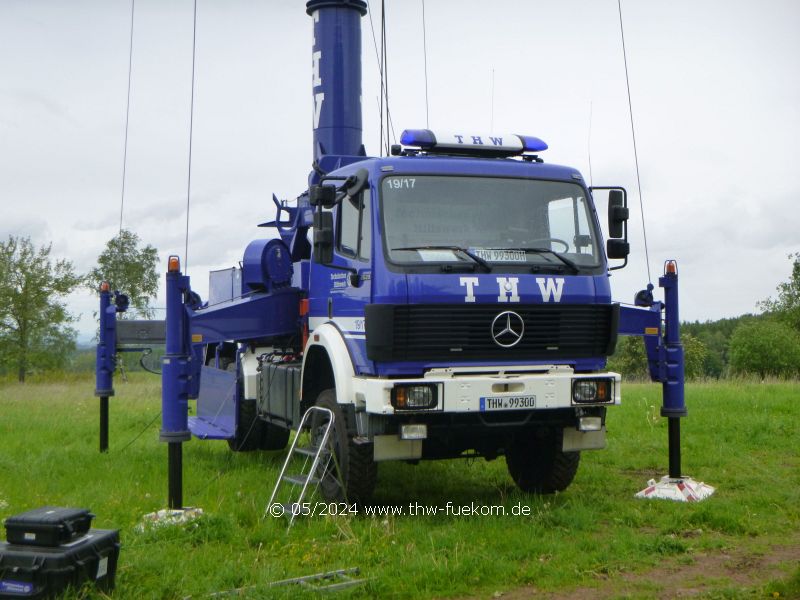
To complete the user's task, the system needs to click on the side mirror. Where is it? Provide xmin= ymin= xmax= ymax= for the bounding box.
xmin=309 ymin=184 xmax=337 ymax=208
xmin=608 ymin=190 xmax=628 ymax=239
xmin=313 ymin=211 xmax=334 ymax=264
xmin=343 ymin=168 xmax=369 ymax=199
xmin=606 ymin=239 xmax=630 ymax=259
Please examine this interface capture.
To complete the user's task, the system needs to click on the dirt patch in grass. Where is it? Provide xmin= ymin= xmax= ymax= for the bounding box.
xmin=455 ymin=539 xmax=800 ymax=599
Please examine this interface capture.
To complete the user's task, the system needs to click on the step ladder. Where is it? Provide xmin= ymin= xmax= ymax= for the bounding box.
xmin=266 ymin=406 xmax=344 ymax=528
xmin=268 ymin=568 xmax=367 ymax=592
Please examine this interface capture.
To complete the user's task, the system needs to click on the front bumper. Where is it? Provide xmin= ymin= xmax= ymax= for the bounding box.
xmin=354 ymin=365 xmax=621 ymax=415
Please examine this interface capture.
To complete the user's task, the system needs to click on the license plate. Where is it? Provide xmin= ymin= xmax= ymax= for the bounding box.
xmin=470 ymin=248 xmax=527 ymax=263
xmin=479 ymin=395 xmax=536 ymax=411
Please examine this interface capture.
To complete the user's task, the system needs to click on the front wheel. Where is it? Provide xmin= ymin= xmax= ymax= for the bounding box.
xmin=312 ymin=389 xmax=377 ymax=503
xmin=505 ymin=428 xmax=580 ymax=494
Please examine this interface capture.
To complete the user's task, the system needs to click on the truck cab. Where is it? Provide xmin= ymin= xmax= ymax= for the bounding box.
xmin=239 ymin=130 xmax=628 ymax=501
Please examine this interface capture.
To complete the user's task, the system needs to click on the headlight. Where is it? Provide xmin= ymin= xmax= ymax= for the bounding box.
xmin=572 ymin=379 xmax=613 ymax=404
xmin=391 ymin=384 xmax=438 ymax=410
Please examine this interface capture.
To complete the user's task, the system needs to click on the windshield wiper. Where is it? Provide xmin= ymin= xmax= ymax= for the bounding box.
xmin=519 ymin=247 xmax=580 ymax=274
xmin=391 ymin=245 xmax=492 ymax=272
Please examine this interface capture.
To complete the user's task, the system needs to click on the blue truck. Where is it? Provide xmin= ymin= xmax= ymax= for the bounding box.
xmin=97 ymin=0 xmax=688 ymax=507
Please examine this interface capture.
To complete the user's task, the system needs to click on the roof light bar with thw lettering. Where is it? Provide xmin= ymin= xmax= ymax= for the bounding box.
xmin=399 ymin=129 xmax=548 ymax=157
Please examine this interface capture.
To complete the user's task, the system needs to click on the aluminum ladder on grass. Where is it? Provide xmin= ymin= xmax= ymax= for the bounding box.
xmin=265 ymin=406 xmax=344 ymax=528
xmin=267 ymin=568 xmax=367 ymax=592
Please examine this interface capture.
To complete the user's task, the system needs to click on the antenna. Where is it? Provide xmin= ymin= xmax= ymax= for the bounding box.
xmin=422 ymin=0 xmax=430 ymax=128
xmin=490 ymin=68 xmax=495 ymax=132
xmin=587 ymin=100 xmax=594 ymax=187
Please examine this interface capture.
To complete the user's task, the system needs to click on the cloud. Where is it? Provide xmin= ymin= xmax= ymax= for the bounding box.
xmin=2 ymin=0 xmax=799 ymax=337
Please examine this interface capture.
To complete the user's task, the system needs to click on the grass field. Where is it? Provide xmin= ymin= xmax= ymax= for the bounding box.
xmin=1 ymin=375 xmax=798 ymax=599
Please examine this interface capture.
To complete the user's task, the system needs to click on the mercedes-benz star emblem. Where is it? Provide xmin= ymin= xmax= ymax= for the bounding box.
xmin=491 ymin=311 xmax=525 ymax=348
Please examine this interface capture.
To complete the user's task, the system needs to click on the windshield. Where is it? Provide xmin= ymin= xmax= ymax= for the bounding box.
xmin=381 ymin=175 xmax=602 ymax=270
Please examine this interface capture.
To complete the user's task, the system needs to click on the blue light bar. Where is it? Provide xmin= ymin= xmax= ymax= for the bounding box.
xmin=517 ymin=135 xmax=548 ymax=153
xmin=400 ymin=129 xmax=436 ymax=147
xmin=399 ymin=129 xmax=548 ymax=155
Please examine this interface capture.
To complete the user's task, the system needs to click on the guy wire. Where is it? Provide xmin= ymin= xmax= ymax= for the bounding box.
xmin=119 ymin=0 xmax=136 ymax=234
xmin=618 ymin=0 xmax=652 ymax=283
xmin=184 ymin=0 xmax=198 ymax=269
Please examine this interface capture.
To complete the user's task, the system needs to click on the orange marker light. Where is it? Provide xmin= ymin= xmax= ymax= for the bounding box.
xmin=299 ymin=299 xmax=310 ymax=349
xmin=100 ymin=281 xmax=110 ymax=292
xmin=665 ymin=260 xmax=677 ymax=275
xmin=168 ymin=255 xmax=181 ymax=273
xmin=394 ymin=387 xmax=407 ymax=408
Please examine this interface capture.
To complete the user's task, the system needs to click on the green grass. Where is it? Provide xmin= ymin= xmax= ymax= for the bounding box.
xmin=1 ymin=376 xmax=798 ymax=598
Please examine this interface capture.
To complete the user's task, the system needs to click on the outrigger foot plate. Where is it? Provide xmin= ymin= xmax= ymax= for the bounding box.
xmin=137 ymin=507 xmax=204 ymax=531
xmin=636 ymin=476 xmax=716 ymax=502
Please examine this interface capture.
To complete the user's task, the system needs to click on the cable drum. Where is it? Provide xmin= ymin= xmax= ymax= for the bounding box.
xmin=242 ymin=239 xmax=294 ymax=293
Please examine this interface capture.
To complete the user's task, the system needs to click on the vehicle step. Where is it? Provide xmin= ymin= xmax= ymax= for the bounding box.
xmin=283 ymin=474 xmax=321 ymax=486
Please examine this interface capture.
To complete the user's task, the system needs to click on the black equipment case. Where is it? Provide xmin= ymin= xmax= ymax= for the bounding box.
xmin=4 ymin=508 xmax=94 ymax=548
xmin=0 ymin=529 xmax=120 ymax=598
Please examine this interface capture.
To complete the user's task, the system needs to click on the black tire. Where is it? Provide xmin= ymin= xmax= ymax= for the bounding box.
xmin=227 ymin=398 xmax=264 ymax=452
xmin=312 ymin=389 xmax=377 ymax=503
xmin=259 ymin=420 xmax=290 ymax=451
xmin=505 ymin=428 xmax=580 ymax=494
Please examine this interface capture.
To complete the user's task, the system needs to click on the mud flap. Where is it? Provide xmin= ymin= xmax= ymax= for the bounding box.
xmin=562 ymin=427 xmax=606 ymax=451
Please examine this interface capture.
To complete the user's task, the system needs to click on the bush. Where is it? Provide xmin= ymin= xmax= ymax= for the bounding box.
xmin=729 ymin=319 xmax=800 ymax=379
xmin=607 ymin=333 xmax=707 ymax=381
xmin=607 ymin=336 xmax=649 ymax=380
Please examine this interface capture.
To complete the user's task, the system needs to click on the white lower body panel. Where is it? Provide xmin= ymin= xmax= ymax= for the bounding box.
xmin=353 ymin=365 xmax=621 ymax=415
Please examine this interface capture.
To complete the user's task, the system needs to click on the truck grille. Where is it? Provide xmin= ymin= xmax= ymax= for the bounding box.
xmin=365 ymin=304 xmax=618 ymax=362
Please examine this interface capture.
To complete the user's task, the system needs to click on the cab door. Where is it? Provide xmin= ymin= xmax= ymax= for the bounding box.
xmin=318 ymin=188 xmax=373 ymax=370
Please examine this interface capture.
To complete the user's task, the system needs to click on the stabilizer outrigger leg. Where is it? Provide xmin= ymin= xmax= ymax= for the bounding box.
xmin=161 ymin=255 xmax=198 ymax=510
xmin=620 ymin=261 xmax=715 ymax=502
xmin=137 ymin=256 xmax=205 ymax=529
xmin=94 ymin=283 xmax=128 ymax=453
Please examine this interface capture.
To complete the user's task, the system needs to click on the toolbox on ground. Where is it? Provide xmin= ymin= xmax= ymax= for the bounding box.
xmin=4 ymin=508 xmax=94 ymax=548
xmin=0 ymin=529 xmax=120 ymax=598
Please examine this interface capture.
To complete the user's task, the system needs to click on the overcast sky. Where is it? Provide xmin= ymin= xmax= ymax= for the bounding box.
xmin=1 ymin=0 xmax=798 ymax=342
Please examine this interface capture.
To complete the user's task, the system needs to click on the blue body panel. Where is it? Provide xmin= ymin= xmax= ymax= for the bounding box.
xmin=404 ymin=273 xmax=607 ymax=305
xmin=619 ymin=304 xmax=661 ymax=336
xmin=191 ymin=290 xmax=300 ymax=345
xmin=188 ymin=366 xmax=237 ymax=440
xmin=304 ymin=154 xmax=612 ymax=377
xmin=349 ymin=154 xmax=587 ymax=181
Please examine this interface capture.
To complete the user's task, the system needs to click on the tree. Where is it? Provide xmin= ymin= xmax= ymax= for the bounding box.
xmin=682 ymin=333 xmax=707 ymax=380
xmin=0 ymin=236 xmax=82 ymax=382
xmin=607 ymin=336 xmax=649 ymax=380
xmin=728 ymin=318 xmax=800 ymax=379
xmin=607 ymin=332 xmax=708 ymax=381
xmin=759 ymin=253 xmax=800 ymax=331
xmin=86 ymin=229 xmax=159 ymax=318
